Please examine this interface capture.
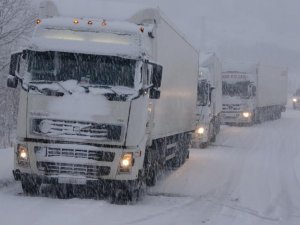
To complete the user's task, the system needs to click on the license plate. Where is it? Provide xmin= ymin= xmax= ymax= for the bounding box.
xmin=58 ymin=177 xmax=87 ymax=185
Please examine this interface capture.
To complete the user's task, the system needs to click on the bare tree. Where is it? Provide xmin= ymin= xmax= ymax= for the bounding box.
xmin=0 ymin=0 xmax=36 ymax=147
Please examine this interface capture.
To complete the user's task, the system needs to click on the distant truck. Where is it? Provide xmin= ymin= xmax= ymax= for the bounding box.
xmin=7 ymin=0 xmax=199 ymax=203
xmin=292 ymin=89 xmax=300 ymax=109
xmin=192 ymin=53 xmax=222 ymax=148
xmin=222 ymin=63 xmax=288 ymax=125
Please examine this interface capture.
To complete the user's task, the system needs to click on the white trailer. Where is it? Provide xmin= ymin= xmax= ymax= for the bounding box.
xmin=192 ymin=53 xmax=222 ymax=148
xmin=7 ymin=0 xmax=199 ymax=203
xmin=222 ymin=63 xmax=288 ymax=125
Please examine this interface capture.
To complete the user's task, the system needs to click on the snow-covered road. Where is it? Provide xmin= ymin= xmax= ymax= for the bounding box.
xmin=1 ymin=108 xmax=300 ymax=225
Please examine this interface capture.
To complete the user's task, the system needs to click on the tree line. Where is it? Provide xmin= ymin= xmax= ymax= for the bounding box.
xmin=0 ymin=0 xmax=35 ymax=147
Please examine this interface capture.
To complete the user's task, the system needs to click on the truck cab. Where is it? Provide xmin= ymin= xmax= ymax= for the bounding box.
xmin=222 ymin=72 xmax=257 ymax=125
xmin=192 ymin=53 xmax=222 ymax=148
xmin=7 ymin=5 xmax=163 ymax=201
xmin=7 ymin=0 xmax=199 ymax=203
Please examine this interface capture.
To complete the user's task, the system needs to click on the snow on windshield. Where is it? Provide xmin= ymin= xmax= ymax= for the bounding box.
xmin=27 ymin=51 xmax=137 ymax=88
xmin=222 ymin=81 xmax=251 ymax=99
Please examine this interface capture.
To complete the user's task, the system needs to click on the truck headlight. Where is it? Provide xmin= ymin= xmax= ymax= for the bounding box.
xmin=197 ymin=127 xmax=205 ymax=134
xmin=17 ymin=144 xmax=29 ymax=166
xmin=119 ymin=153 xmax=133 ymax=173
xmin=293 ymin=98 xmax=297 ymax=102
xmin=242 ymin=112 xmax=251 ymax=118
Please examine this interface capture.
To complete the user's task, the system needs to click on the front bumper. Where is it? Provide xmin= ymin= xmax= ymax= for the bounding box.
xmin=191 ymin=125 xmax=209 ymax=147
xmin=293 ymin=102 xmax=300 ymax=109
xmin=222 ymin=112 xmax=252 ymax=124
xmin=14 ymin=141 xmax=143 ymax=183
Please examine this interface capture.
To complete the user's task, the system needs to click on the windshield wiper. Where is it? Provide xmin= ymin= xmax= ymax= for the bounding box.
xmin=29 ymin=80 xmax=72 ymax=95
xmin=27 ymin=84 xmax=64 ymax=97
xmin=88 ymin=85 xmax=117 ymax=94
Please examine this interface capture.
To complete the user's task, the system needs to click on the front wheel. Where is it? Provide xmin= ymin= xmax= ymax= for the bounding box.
xmin=21 ymin=176 xmax=41 ymax=195
xmin=109 ymin=174 xmax=146 ymax=204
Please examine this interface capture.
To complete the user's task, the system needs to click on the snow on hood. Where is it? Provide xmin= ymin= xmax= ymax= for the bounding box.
xmin=28 ymin=80 xmax=138 ymax=97
xmin=222 ymin=96 xmax=250 ymax=105
xmin=49 ymin=92 xmax=111 ymax=117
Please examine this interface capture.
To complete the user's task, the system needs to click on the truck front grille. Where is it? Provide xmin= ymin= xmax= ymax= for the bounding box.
xmin=222 ymin=104 xmax=241 ymax=111
xmin=31 ymin=119 xmax=122 ymax=142
xmin=36 ymin=162 xmax=111 ymax=178
xmin=42 ymin=147 xmax=115 ymax=162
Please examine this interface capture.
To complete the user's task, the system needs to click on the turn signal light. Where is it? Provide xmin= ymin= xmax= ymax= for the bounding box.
xmin=101 ymin=20 xmax=107 ymax=26
xmin=36 ymin=19 xmax=41 ymax=25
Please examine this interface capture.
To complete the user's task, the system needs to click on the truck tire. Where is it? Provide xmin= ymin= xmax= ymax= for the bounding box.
xmin=55 ymin=184 xmax=73 ymax=199
xmin=210 ymin=134 xmax=216 ymax=143
xmin=110 ymin=174 xmax=146 ymax=204
xmin=146 ymin=163 xmax=157 ymax=186
xmin=199 ymin=142 xmax=208 ymax=149
xmin=170 ymin=151 xmax=183 ymax=168
xmin=21 ymin=176 xmax=40 ymax=195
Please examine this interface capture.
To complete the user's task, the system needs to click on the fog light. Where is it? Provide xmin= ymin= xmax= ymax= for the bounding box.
xmin=242 ymin=112 xmax=250 ymax=118
xmin=197 ymin=127 xmax=205 ymax=134
xmin=119 ymin=153 xmax=133 ymax=173
xmin=293 ymin=98 xmax=297 ymax=102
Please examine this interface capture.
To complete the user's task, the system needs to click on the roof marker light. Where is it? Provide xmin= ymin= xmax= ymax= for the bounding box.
xmin=73 ymin=19 xmax=79 ymax=24
xmin=101 ymin=20 xmax=107 ymax=26
xmin=36 ymin=19 xmax=41 ymax=25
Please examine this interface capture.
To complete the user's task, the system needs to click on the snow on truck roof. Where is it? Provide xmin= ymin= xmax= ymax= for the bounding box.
xmin=32 ymin=1 xmax=161 ymax=59
xmin=40 ymin=0 xmax=159 ymax=24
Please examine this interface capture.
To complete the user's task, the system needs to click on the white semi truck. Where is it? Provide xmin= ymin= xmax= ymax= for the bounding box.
xmin=192 ymin=53 xmax=222 ymax=148
xmin=7 ymin=0 xmax=199 ymax=202
xmin=222 ymin=63 xmax=288 ymax=125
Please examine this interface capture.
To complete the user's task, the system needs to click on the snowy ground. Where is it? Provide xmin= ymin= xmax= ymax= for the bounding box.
xmin=1 ymin=108 xmax=300 ymax=225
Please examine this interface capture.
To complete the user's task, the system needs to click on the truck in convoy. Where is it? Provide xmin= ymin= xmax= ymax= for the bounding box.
xmin=192 ymin=53 xmax=222 ymax=148
xmin=292 ymin=89 xmax=300 ymax=109
xmin=7 ymin=0 xmax=199 ymax=202
xmin=222 ymin=63 xmax=288 ymax=125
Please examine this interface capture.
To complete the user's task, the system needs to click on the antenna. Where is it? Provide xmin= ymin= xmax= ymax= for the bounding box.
xmin=201 ymin=16 xmax=206 ymax=51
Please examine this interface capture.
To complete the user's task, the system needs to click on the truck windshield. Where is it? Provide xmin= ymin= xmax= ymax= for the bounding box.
xmin=27 ymin=51 xmax=136 ymax=88
xmin=222 ymin=81 xmax=251 ymax=99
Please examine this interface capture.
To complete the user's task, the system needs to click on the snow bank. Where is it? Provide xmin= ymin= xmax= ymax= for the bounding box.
xmin=0 ymin=148 xmax=14 ymax=182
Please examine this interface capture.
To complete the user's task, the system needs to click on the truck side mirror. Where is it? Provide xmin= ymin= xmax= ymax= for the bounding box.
xmin=9 ymin=52 xmax=22 ymax=76
xmin=7 ymin=75 xmax=18 ymax=88
xmin=152 ymin=64 xmax=163 ymax=88
xmin=252 ymin=86 xmax=256 ymax=96
xmin=209 ymin=86 xmax=215 ymax=103
xmin=149 ymin=88 xmax=161 ymax=99
xmin=7 ymin=52 xmax=22 ymax=88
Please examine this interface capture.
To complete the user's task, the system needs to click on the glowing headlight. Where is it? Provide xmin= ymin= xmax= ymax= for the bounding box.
xmin=17 ymin=145 xmax=29 ymax=166
xmin=293 ymin=98 xmax=297 ymax=102
xmin=242 ymin=112 xmax=250 ymax=118
xmin=197 ymin=127 xmax=205 ymax=134
xmin=119 ymin=153 xmax=133 ymax=173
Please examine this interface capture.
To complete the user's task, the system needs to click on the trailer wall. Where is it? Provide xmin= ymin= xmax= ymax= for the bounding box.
xmin=152 ymin=17 xmax=199 ymax=139
xmin=257 ymin=65 xmax=288 ymax=107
